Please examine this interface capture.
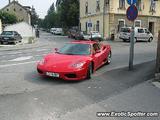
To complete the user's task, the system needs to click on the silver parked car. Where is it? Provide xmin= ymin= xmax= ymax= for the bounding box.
xmin=119 ymin=27 xmax=153 ymax=42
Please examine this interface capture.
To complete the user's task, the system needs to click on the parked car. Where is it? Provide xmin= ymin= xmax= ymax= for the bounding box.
xmin=119 ymin=27 xmax=153 ymax=42
xmin=68 ymin=29 xmax=77 ymax=38
xmin=37 ymin=40 xmax=111 ymax=80
xmin=83 ymin=31 xmax=103 ymax=41
xmin=75 ymin=31 xmax=86 ymax=40
xmin=0 ymin=31 xmax=22 ymax=44
xmin=50 ymin=28 xmax=57 ymax=34
xmin=54 ymin=28 xmax=63 ymax=35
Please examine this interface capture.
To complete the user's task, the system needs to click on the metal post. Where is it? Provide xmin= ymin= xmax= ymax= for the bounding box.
xmin=155 ymin=31 xmax=160 ymax=80
xmin=129 ymin=23 xmax=135 ymax=70
xmin=156 ymin=31 xmax=160 ymax=73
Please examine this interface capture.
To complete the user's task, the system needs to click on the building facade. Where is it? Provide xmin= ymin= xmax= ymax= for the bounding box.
xmin=80 ymin=0 xmax=160 ymax=39
xmin=1 ymin=0 xmax=31 ymax=24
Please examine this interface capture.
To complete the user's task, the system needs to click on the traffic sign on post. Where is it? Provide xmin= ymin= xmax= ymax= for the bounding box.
xmin=126 ymin=0 xmax=138 ymax=70
xmin=88 ymin=22 xmax=92 ymax=28
xmin=126 ymin=5 xmax=138 ymax=21
xmin=127 ymin=0 xmax=137 ymax=5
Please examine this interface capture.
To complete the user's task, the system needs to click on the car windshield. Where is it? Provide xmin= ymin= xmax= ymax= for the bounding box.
xmin=1 ymin=31 xmax=13 ymax=35
xmin=58 ymin=43 xmax=91 ymax=55
xmin=121 ymin=28 xmax=130 ymax=32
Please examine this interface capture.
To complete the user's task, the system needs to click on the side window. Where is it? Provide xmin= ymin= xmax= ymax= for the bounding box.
xmin=15 ymin=32 xmax=18 ymax=35
xmin=145 ymin=29 xmax=149 ymax=33
xmin=138 ymin=29 xmax=144 ymax=33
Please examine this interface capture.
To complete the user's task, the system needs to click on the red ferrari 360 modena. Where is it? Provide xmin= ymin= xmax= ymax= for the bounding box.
xmin=37 ymin=40 xmax=111 ymax=80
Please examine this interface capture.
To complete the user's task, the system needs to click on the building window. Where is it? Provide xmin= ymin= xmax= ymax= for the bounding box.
xmin=118 ymin=19 xmax=125 ymax=32
xmin=96 ymin=0 xmax=100 ymax=11
xmin=119 ymin=0 xmax=125 ymax=9
xmin=136 ymin=0 xmax=142 ymax=11
xmin=134 ymin=20 xmax=141 ymax=27
xmin=150 ymin=0 xmax=156 ymax=12
xmin=96 ymin=21 xmax=100 ymax=32
xmin=6 ymin=9 xmax=9 ymax=11
xmin=85 ymin=2 xmax=88 ymax=14
xmin=13 ymin=8 xmax=16 ymax=11
xmin=20 ymin=8 xmax=22 ymax=11
xmin=106 ymin=0 xmax=109 ymax=5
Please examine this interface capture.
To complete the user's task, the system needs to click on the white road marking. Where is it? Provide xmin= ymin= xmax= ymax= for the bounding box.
xmin=9 ymin=56 xmax=33 ymax=62
xmin=0 ymin=61 xmax=37 ymax=68
xmin=35 ymin=55 xmax=42 ymax=57
xmin=36 ymin=49 xmax=47 ymax=52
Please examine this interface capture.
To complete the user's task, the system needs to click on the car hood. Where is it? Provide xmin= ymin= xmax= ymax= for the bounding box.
xmin=43 ymin=53 xmax=91 ymax=71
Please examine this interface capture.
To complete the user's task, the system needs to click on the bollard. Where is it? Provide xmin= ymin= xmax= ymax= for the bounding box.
xmin=155 ymin=31 xmax=160 ymax=80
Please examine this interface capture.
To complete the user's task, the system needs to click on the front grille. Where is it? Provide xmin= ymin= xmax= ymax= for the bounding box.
xmin=65 ymin=74 xmax=77 ymax=78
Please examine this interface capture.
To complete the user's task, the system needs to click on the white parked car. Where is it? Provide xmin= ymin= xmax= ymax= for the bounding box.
xmin=54 ymin=28 xmax=63 ymax=35
xmin=90 ymin=31 xmax=102 ymax=38
xmin=50 ymin=28 xmax=57 ymax=34
xmin=84 ymin=31 xmax=102 ymax=41
xmin=119 ymin=27 xmax=153 ymax=42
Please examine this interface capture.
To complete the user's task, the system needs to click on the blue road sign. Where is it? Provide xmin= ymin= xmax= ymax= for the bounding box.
xmin=88 ymin=22 xmax=92 ymax=27
xmin=127 ymin=0 xmax=137 ymax=5
xmin=126 ymin=5 xmax=138 ymax=21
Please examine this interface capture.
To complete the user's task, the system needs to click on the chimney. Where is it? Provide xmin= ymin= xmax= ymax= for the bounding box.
xmin=9 ymin=0 xmax=11 ymax=4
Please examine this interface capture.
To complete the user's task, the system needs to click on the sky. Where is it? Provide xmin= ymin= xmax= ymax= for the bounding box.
xmin=0 ymin=0 xmax=56 ymax=18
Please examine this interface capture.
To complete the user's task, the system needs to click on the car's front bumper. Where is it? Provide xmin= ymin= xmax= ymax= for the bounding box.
xmin=37 ymin=64 xmax=87 ymax=80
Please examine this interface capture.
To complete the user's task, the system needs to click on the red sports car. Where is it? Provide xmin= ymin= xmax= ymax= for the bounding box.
xmin=37 ymin=40 xmax=111 ymax=80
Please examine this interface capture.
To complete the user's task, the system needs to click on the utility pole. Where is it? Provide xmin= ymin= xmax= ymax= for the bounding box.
xmin=155 ymin=31 xmax=160 ymax=80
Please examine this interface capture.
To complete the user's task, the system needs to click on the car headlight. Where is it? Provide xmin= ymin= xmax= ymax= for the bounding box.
xmin=70 ymin=61 xmax=86 ymax=68
xmin=39 ymin=59 xmax=45 ymax=65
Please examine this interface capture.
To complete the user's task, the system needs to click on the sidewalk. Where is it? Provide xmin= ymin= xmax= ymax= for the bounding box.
xmin=58 ymin=80 xmax=160 ymax=120
xmin=59 ymin=61 xmax=160 ymax=120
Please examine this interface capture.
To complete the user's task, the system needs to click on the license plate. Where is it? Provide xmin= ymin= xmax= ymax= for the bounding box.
xmin=46 ymin=72 xmax=59 ymax=77
xmin=4 ymin=38 xmax=9 ymax=40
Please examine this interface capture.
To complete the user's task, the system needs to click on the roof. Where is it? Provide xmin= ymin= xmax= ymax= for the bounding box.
xmin=1 ymin=0 xmax=30 ymax=14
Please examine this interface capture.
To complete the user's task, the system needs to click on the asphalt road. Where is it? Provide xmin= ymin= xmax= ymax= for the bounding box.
xmin=0 ymin=31 xmax=157 ymax=120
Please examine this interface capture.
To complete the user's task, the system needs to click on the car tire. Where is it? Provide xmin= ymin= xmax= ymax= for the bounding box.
xmin=123 ymin=39 xmax=126 ymax=42
xmin=13 ymin=41 xmax=17 ymax=45
xmin=86 ymin=62 xmax=93 ymax=79
xmin=106 ymin=51 xmax=112 ymax=64
xmin=148 ymin=37 xmax=153 ymax=42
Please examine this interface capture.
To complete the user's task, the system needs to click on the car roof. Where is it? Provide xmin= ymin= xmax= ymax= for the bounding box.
xmin=70 ymin=40 xmax=98 ymax=45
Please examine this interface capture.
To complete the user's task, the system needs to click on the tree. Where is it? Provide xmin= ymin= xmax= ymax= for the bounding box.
xmin=0 ymin=11 xmax=17 ymax=24
xmin=31 ymin=6 xmax=39 ymax=26
xmin=41 ymin=0 xmax=79 ymax=29
xmin=56 ymin=0 xmax=79 ymax=28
